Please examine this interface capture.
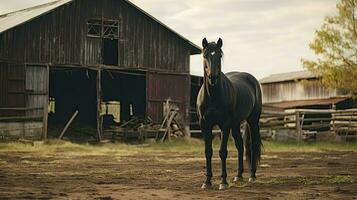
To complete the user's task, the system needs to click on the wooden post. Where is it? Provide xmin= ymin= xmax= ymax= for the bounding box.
xmin=42 ymin=64 xmax=50 ymax=140
xmin=295 ymin=111 xmax=301 ymax=144
xmin=96 ymin=69 xmax=102 ymax=142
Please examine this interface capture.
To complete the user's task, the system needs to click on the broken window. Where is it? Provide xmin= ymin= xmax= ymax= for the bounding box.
xmin=87 ymin=19 xmax=102 ymax=37
xmin=103 ymin=20 xmax=119 ymax=39
xmin=87 ymin=19 xmax=119 ymax=38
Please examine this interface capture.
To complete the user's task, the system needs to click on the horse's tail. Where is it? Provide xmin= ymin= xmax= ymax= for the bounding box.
xmin=245 ymin=120 xmax=262 ymax=168
xmin=245 ymin=77 xmax=263 ymax=168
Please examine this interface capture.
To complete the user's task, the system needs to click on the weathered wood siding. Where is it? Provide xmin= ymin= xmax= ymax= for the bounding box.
xmin=0 ymin=0 xmax=191 ymax=73
xmin=147 ymin=72 xmax=190 ymax=123
xmin=261 ymin=80 xmax=338 ymax=103
xmin=25 ymin=64 xmax=48 ymax=117
xmin=0 ymin=62 xmax=26 ymax=117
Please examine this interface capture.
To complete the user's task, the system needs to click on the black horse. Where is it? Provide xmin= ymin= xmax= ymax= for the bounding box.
xmin=197 ymin=38 xmax=262 ymax=190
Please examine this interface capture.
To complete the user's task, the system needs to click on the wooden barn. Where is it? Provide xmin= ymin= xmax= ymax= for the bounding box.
xmin=0 ymin=0 xmax=201 ymax=141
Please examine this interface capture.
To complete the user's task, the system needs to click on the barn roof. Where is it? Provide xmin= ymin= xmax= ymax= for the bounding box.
xmin=264 ymin=96 xmax=349 ymax=109
xmin=260 ymin=70 xmax=319 ymax=84
xmin=0 ymin=0 xmax=201 ymax=54
xmin=0 ymin=0 xmax=72 ymax=33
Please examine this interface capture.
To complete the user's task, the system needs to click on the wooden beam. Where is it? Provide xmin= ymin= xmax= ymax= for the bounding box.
xmin=96 ymin=69 xmax=102 ymax=142
xmin=58 ymin=110 xmax=79 ymax=140
xmin=42 ymin=64 xmax=49 ymax=140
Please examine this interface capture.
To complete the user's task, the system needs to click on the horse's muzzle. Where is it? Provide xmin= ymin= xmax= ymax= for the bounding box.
xmin=208 ymin=75 xmax=218 ymax=86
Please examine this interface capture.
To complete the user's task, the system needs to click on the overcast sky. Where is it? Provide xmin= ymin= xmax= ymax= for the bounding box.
xmin=0 ymin=0 xmax=339 ymax=79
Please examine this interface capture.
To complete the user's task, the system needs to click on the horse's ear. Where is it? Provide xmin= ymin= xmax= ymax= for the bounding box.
xmin=202 ymin=38 xmax=208 ymax=49
xmin=217 ymin=38 xmax=223 ymax=48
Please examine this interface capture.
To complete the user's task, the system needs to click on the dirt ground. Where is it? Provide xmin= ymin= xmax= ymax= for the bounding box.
xmin=0 ymin=142 xmax=357 ymax=200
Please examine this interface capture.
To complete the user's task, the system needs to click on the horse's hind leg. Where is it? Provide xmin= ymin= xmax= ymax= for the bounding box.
xmin=232 ymin=125 xmax=244 ymax=182
xmin=218 ymin=129 xmax=230 ymax=190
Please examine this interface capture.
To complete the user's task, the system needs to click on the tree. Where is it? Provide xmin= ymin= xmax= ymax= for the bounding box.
xmin=302 ymin=0 xmax=357 ymax=96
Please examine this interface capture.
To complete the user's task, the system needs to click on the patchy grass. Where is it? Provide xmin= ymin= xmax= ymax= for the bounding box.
xmin=0 ymin=138 xmax=356 ymax=155
xmin=326 ymin=175 xmax=354 ymax=184
xmin=263 ymin=141 xmax=357 ymax=152
xmin=0 ymin=140 xmax=139 ymax=156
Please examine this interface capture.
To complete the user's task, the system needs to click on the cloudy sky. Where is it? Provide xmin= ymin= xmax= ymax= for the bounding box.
xmin=0 ymin=0 xmax=339 ymax=79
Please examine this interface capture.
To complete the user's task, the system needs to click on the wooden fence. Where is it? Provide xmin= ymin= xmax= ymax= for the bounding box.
xmin=260 ymin=109 xmax=357 ymax=142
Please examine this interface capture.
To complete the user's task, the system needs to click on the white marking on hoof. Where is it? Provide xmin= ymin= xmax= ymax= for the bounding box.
xmin=219 ymin=183 xmax=229 ymax=190
xmin=201 ymin=183 xmax=213 ymax=190
xmin=233 ymin=176 xmax=243 ymax=182
xmin=248 ymin=177 xmax=256 ymax=183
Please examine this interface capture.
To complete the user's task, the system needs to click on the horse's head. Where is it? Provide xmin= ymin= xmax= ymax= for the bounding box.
xmin=202 ymin=38 xmax=223 ymax=86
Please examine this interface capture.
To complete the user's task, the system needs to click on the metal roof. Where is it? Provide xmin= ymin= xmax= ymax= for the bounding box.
xmin=260 ymin=70 xmax=319 ymax=84
xmin=0 ymin=0 xmax=72 ymax=33
xmin=0 ymin=0 xmax=201 ymax=54
xmin=263 ymin=97 xmax=349 ymax=109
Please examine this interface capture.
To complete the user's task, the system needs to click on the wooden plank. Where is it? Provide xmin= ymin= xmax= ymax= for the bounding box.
xmin=42 ymin=65 xmax=49 ymax=140
xmin=96 ymin=69 xmax=102 ymax=142
xmin=0 ymin=107 xmax=43 ymax=111
xmin=58 ymin=110 xmax=79 ymax=139
xmin=0 ymin=115 xmax=42 ymax=121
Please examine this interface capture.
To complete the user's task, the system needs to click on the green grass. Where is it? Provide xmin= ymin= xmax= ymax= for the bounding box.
xmin=326 ymin=175 xmax=354 ymax=184
xmin=0 ymin=138 xmax=356 ymax=155
xmin=263 ymin=141 xmax=357 ymax=152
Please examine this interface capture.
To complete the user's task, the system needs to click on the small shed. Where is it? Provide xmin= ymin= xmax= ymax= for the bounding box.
xmin=0 ymin=0 xmax=201 ymax=141
xmin=259 ymin=70 xmax=356 ymax=141
xmin=259 ymin=70 xmax=355 ymax=110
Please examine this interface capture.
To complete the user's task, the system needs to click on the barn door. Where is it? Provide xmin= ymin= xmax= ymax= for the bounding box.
xmin=25 ymin=64 xmax=48 ymax=117
xmin=146 ymin=72 xmax=190 ymax=123
xmin=26 ymin=64 xmax=49 ymax=138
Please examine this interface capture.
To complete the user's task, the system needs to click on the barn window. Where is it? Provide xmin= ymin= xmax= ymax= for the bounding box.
xmin=103 ymin=20 xmax=119 ymax=38
xmin=87 ymin=19 xmax=119 ymax=38
xmin=87 ymin=19 xmax=120 ymax=65
xmin=87 ymin=19 xmax=102 ymax=37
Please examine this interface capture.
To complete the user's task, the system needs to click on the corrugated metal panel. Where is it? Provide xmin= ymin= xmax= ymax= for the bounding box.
xmin=0 ymin=0 xmax=72 ymax=33
xmin=264 ymin=97 xmax=349 ymax=109
xmin=146 ymin=72 xmax=190 ymax=123
xmin=262 ymin=81 xmax=338 ymax=103
xmin=260 ymin=70 xmax=318 ymax=84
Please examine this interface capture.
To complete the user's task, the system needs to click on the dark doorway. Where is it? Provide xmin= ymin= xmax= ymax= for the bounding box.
xmin=103 ymin=38 xmax=118 ymax=66
xmin=101 ymin=70 xmax=146 ymax=124
xmin=48 ymin=68 xmax=98 ymax=141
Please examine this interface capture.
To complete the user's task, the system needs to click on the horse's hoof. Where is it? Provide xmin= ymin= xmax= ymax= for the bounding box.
xmin=248 ymin=177 xmax=256 ymax=183
xmin=233 ymin=176 xmax=244 ymax=182
xmin=219 ymin=183 xmax=229 ymax=190
xmin=201 ymin=182 xmax=213 ymax=190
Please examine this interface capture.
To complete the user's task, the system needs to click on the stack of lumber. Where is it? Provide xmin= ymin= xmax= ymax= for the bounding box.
xmin=159 ymin=99 xmax=188 ymax=142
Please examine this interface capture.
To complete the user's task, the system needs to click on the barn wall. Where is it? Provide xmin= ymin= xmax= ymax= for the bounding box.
xmin=147 ymin=72 xmax=190 ymax=123
xmin=261 ymin=80 xmax=338 ymax=103
xmin=0 ymin=0 xmax=191 ymax=73
xmin=0 ymin=61 xmax=26 ymax=117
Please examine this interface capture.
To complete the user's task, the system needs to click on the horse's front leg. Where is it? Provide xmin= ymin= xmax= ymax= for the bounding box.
xmin=219 ymin=129 xmax=230 ymax=190
xmin=201 ymin=127 xmax=213 ymax=189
